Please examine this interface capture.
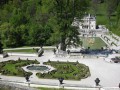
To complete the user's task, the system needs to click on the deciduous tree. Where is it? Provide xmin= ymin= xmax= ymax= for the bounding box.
xmin=49 ymin=0 xmax=90 ymax=51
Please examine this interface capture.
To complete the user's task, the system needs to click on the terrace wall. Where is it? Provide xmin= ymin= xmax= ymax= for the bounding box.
xmin=8 ymin=53 xmax=38 ymax=57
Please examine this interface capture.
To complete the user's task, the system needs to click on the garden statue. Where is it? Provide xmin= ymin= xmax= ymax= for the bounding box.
xmin=101 ymin=47 xmax=104 ymax=50
xmin=25 ymin=74 xmax=31 ymax=87
xmin=3 ymin=52 xmax=8 ymax=58
xmin=53 ymin=48 xmax=56 ymax=54
xmin=38 ymin=47 xmax=44 ymax=57
xmin=25 ymin=74 xmax=30 ymax=82
xmin=58 ymin=77 xmax=64 ymax=84
xmin=67 ymin=49 xmax=70 ymax=54
xmin=95 ymin=78 xmax=100 ymax=86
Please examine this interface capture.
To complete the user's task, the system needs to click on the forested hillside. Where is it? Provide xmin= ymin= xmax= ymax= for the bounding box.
xmin=90 ymin=0 xmax=120 ymax=35
xmin=0 ymin=0 xmax=54 ymax=48
xmin=0 ymin=0 xmax=89 ymax=49
xmin=0 ymin=0 xmax=120 ymax=48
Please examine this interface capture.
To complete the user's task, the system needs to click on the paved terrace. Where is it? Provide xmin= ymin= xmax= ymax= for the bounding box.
xmin=0 ymin=50 xmax=120 ymax=89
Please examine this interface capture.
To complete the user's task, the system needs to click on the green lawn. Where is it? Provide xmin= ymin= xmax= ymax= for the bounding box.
xmin=0 ymin=59 xmax=39 ymax=76
xmin=3 ymin=47 xmax=55 ymax=53
xmin=3 ymin=49 xmax=37 ymax=53
xmin=36 ymin=61 xmax=90 ymax=80
xmin=81 ymin=37 xmax=107 ymax=49
xmin=96 ymin=15 xmax=108 ymax=25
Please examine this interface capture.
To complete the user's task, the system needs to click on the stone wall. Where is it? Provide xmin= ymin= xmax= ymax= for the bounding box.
xmin=8 ymin=53 xmax=38 ymax=57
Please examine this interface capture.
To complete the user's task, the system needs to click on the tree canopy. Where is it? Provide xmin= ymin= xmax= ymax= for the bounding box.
xmin=48 ymin=0 xmax=90 ymax=51
xmin=1 ymin=0 xmax=120 ymax=49
xmin=0 ymin=0 xmax=90 ymax=50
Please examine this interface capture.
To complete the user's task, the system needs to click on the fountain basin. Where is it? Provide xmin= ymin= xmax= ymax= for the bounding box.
xmin=27 ymin=65 xmax=49 ymax=71
xmin=22 ymin=64 xmax=55 ymax=73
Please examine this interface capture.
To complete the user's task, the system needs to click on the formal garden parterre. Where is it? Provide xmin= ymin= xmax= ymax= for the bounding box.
xmin=0 ymin=59 xmax=90 ymax=80
xmin=36 ymin=61 xmax=90 ymax=80
xmin=0 ymin=59 xmax=39 ymax=76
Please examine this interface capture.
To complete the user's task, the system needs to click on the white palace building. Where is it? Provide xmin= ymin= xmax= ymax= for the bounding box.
xmin=72 ymin=14 xmax=109 ymax=35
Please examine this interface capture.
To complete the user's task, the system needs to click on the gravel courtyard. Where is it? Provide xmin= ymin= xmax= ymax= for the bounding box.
xmin=0 ymin=50 xmax=120 ymax=88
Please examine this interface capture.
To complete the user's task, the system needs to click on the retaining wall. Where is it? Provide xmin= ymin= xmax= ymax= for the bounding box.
xmin=8 ymin=53 xmax=38 ymax=57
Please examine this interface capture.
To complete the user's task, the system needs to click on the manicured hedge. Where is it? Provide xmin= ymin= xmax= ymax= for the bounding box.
xmin=36 ymin=61 xmax=90 ymax=80
xmin=0 ymin=59 xmax=39 ymax=77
